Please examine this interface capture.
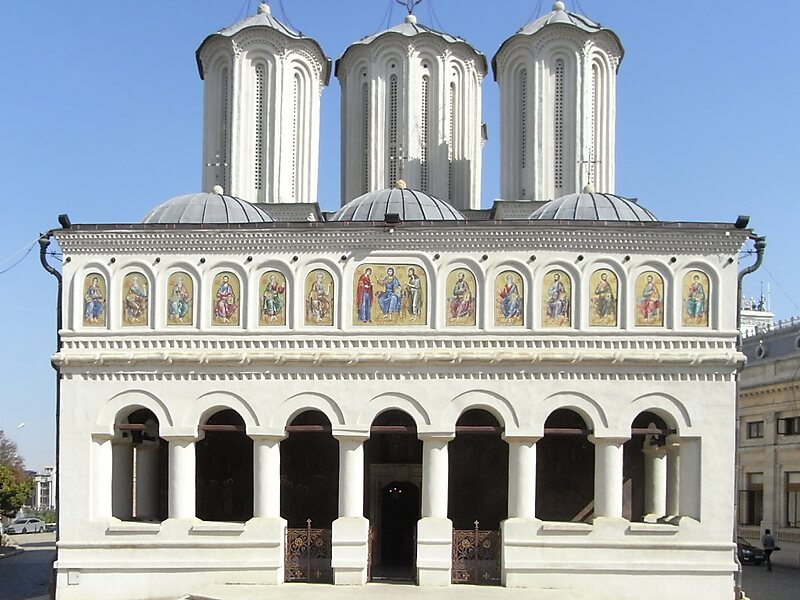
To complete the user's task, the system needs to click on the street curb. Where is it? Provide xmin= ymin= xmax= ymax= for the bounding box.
xmin=0 ymin=545 xmax=23 ymax=559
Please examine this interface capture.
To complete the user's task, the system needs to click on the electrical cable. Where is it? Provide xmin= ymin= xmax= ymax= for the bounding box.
xmin=278 ymin=0 xmax=302 ymax=35
xmin=761 ymin=265 xmax=800 ymax=314
xmin=428 ymin=0 xmax=446 ymax=32
xmin=0 ymin=239 xmax=37 ymax=276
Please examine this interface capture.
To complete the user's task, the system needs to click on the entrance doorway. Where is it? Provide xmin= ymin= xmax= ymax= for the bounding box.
xmin=380 ymin=480 xmax=420 ymax=570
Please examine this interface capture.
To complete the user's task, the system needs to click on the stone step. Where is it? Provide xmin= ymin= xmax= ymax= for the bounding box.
xmin=188 ymin=582 xmax=589 ymax=600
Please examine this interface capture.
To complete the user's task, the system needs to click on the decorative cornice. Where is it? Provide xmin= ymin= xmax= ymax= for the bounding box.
xmin=54 ymin=225 xmax=747 ymax=257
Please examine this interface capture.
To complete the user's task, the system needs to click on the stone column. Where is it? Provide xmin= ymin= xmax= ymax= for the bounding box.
xmin=167 ymin=436 xmax=196 ymax=520
xmin=591 ymin=436 xmax=627 ymax=520
xmin=252 ymin=435 xmax=283 ymax=519
xmin=111 ymin=439 xmax=134 ymax=520
xmin=134 ymin=440 xmax=160 ymax=521
xmin=679 ymin=436 xmax=702 ymax=521
xmin=332 ymin=434 xmax=369 ymax=585
xmin=417 ymin=434 xmax=454 ymax=586
xmin=505 ymin=437 xmax=539 ymax=520
xmin=643 ymin=443 xmax=667 ymax=521
xmin=665 ymin=436 xmax=681 ymax=518
xmin=92 ymin=435 xmax=113 ymax=520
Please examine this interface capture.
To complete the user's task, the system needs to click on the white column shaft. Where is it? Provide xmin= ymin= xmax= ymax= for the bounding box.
xmin=253 ymin=437 xmax=282 ymax=518
xmin=422 ymin=438 xmax=449 ymax=519
xmin=135 ymin=443 xmax=160 ymax=520
xmin=666 ymin=439 xmax=681 ymax=517
xmin=507 ymin=439 xmax=537 ymax=519
xmin=643 ymin=446 xmax=667 ymax=518
xmin=168 ymin=439 xmax=196 ymax=520
xmin=112 ymin=442 xmax=133 ymax=520
xmin=338 ymin=438 xmax=365 ymax=518
xmin=593 ymin=438 xmax=624 ymax=519
xmin=679 ymin=437 xmax=702 ymax=520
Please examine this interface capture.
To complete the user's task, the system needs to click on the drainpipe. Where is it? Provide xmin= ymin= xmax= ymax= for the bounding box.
xmin=38 ymin=231 xmax=62 ymax=598
xmin=734 ymin=234 xmax=766 ymax=599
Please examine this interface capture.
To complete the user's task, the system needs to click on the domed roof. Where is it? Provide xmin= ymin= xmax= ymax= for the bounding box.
xmin=196 ymin=4 xmax=330 ymax=82
xmin=332 ymin=185 xmax=465 ymax=222
xmin=493 ymin=1 xmax=623 ymax=78
xmin=529 ymin=191 xmax=657 ymax=222
xmin=142 ymin=188 xmax=275 ymax=224
xmin=337 ymin=14 xmax=487 ymax=73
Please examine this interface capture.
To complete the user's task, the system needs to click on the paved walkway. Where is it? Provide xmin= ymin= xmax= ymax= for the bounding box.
xmin=189 ymin=583 xmax=589 ymax=600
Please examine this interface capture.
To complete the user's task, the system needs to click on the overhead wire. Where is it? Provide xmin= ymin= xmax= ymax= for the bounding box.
xmin=0 ymin=237 xmax=39 ymax=276
xmin=427 ymin=0 xmax=446 ymax=31
xmin=278 ymin=0 xmax=302 ymax=35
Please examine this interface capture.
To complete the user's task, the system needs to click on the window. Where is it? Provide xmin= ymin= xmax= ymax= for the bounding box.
xmin=746 ymin=473 xmax=764 ymax=526
xmin=787 ymin=472 xmax=800 ymax=528
xmin=778 ymin=416 xmax=800 ymax=435
xmin=747 ymin=421 xmax=764 ymax=439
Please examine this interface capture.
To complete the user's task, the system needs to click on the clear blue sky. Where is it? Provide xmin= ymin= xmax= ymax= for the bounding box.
xmin=1 ymin=0 xmax=798 ymax=472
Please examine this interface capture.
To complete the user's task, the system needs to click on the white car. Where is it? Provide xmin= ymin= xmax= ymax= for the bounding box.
xmin=6 ymin=518 xmax=46 ymax=534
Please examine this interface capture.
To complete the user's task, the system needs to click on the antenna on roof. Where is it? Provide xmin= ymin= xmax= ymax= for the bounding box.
xmin=395 ymin=0 xmax=423 ymax=15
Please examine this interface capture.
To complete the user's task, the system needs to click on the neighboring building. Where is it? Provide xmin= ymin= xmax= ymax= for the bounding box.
xmin=738 ymin=320 xmax=800 ymax=560
xmin=29 ymin=466 xmax=56 ymax=512
xmin=45 ymin=3 xmax=752 ymax=600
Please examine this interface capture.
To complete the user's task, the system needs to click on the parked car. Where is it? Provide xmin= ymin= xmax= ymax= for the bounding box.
xmin=737 ymin=536 xmax=765 ymax=565
xmin=6 ymin=518 xmax=46 ymax=534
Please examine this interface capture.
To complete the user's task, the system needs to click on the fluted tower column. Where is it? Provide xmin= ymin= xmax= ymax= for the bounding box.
xmin=493 ymin=1 xmax=623 ymax=201
xmin=337 ymin=13 xmax=487 ymax=209
xmin=196 ymin=3 xmax=330 ymax=203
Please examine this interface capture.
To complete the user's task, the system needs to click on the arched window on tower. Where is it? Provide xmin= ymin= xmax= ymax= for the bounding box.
xmin=520 ymin=68 xmax=528 ymax=198
xmin=553 ymin=58 xmax=565 ymax=197
xmin=448 ymin=81 xmax=456 ymax=203
xmin=362 ymin=80 xmax=371 ymax=194
xmin=420 ymin=73 xmax=431 ymax=192
xmin=254 ymin=63 xmax=265 ymax=194
xmin=589 ymin=63 xmax=599 ymax=188
xmin=388 ymin=74 xmax=399 ymax=187
xmin=292 ymin=72 xmax=301 ymax=200
xmin=220 ymin=66 xmax=230 ymax=193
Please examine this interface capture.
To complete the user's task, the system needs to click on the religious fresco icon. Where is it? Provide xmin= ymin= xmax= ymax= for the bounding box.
xmin=166 ymin=271 xmax=193 ymax=326
xmin=635 ymin=271 xmax=664 ymax=327
xmin=122 ymin=272 xmax=149 ymax=327
xmin=495 ymin=270 xmax=524 ymax=326
xmin=589 ymin=269 xmax=617 ymax=327
xmin=682 ymin=270 xmax=709 ymax=327
xmin=260 ymin=271 xmax=287 ymax=326
xmin=306 ymin=269 xmax=335 ymax=326
xmin=82 ymin=273 xmax=106 ymax=327
xmin=542 ymin=269 xmax=571 ymax=328
xmin=446 ymin=269 xmax=476 ymax=326
xmin=212 ymin=271 xmax=240 ymax=326
xmin=352 ymin=264 xmax=427 ymax=326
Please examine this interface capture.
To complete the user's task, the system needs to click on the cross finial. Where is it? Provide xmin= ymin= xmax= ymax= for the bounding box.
xmin=395 ymin=0 xmax=423 ymax=15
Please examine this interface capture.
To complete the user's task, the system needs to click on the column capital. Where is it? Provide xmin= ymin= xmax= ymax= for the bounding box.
xmin=417 ymin=431 xmax=455 ymax=442
xmin=643 ymin=443 xmax=667 ymax=458
xmin=503 ymin=434 xmax=542 ymax=444
xmin=249 ymin=433 xmax=287 ymax=443
xmin=161 ymin=434 xmax=200 ymax=443
xmin=588 ymin=435 xmax=629 ymax=446
xmin=333 ymin=432 xmax=370 ymax=444
xmin=161 ymin=426 xmax=200 ymax=440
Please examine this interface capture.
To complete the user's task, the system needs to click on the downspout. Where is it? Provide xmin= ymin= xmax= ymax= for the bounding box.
xmin=734 ymin=234 xmax=766 ymax=599
xmin=38 ymin=231 xmax=62 ymax=594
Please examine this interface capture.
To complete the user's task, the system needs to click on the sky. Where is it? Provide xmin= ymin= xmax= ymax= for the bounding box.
xmin=1 ymin=0 xmax=799 ymax=472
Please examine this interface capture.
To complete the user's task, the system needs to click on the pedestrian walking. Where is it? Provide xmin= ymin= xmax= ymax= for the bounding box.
xmin=761 ymin=528 xmax=776 ymax=572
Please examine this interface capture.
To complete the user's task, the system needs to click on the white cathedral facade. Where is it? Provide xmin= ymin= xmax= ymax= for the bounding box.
xmin=47 ymin=3 xmax=751 ymax=599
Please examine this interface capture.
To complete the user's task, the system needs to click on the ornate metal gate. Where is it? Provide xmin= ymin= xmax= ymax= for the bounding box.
xmin=452 ymin=521 xmax=501 ymax=585
xmin=285 ymin=520 xmax=333 ymax=583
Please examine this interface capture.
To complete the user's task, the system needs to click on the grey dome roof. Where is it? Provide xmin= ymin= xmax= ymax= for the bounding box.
xmin=196 ymin=4 xmax=330 ymax=83
xmin=492 ymin=1 xmax=623 ymax=79
xmin=529 ymin=192 xmax=657 ymax=222
xmin=337 ymin=14 xmax=487 ymax=74
xmin=332 ymin=187 xmax=465 ymax=222
xmin=142 ymin=191 xmax=275 ymax=224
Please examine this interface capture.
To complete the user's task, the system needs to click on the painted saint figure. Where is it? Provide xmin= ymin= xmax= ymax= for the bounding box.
xmin=214 ymin=275 xmax=238 ymax=323
xmin=307 ymin=271 xmax=332 ymax=324
xmin=546 ymin=273 xmax=569 ymax=320
xmin=685 ymin=274 xmax=706 ymax=319
xmin=377 ymin=267 xmax=402 ymax=318
xmin=498 ymin=273 xmax=522 ymax=322
xmin=405 ymin=267 xmax=422 ymax=320
xmin=168 ymin=274 xmax=191 ymax=323
xmin=449 ymin=272 xmax=473 ymax=320
xmin=593 ymin=272 xmax=615 ymax=320
xmin=124 ymin=274 xmax=148 ymax=324
xmin=356 ymin=267 xmax=374 ymax=323
xmin=83 ymin=275 xmax=105 ymax=324
xmin=262 ymin=273 xmax=285 ymax=322
xmin=638 ymin=274 xmax=661 ymax=320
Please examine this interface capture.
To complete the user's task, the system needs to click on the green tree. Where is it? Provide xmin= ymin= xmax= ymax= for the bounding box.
xmin=0 ymin=464 xmax=33 ymax=519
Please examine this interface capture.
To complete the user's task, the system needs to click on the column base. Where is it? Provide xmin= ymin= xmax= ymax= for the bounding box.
xmin=245 ymin=517 xmax=286 ymax=584
xmin=332 ymin=516 xmax=369 ymax=585
xmin=501 ymin=518 xmax=543 ymax=586
xmin=416 ymin=517 xmax=452 ymax=586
